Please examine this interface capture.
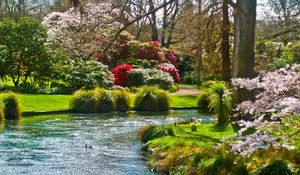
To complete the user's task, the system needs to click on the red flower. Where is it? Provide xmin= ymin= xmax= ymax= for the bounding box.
xmin=112 ymin=64 xmax=133 ymax=86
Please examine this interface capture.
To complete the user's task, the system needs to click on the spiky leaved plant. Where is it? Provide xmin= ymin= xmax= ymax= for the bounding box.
xmin=208 ymin=81 xmax=232 ymax=126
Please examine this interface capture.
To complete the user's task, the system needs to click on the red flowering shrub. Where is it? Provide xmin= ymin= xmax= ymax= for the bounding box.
xmin=164 ymin=49 xmax=178 ymax=67
xmin=133 ymin=41 xmax=165 ymax=63
xmin=160 ymin=63 xmax=180 ymax=83
xmin=95 ymin=29 xmax=133 ymax=67
xmin=112 ymin=64 xmax=133 ymax=86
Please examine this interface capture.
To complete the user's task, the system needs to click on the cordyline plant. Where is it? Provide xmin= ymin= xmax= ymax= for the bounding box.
xmin=226 ymin=64 xmax=300 ymax=156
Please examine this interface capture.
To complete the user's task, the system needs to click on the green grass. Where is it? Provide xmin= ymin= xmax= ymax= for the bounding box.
xmin=146 ymin=123 xmax=235 ymax=152
xmin=0 ymin=94 xmax=72 ymax=112
xmin=0 ymin=91 xmax=199 ymax=112
xmin=169 ymin=94 xmax=198 ymax=108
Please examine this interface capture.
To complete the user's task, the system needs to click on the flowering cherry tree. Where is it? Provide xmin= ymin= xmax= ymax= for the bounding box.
xmin=228 ymin=64 xmax=300 ymax=156
xmin=43 ymin=3 xmax=122 ymax=58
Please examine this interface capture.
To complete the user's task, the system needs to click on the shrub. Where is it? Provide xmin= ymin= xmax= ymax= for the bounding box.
xmin=163 ymin=49 xmax=178 ymax=66
xmin=159 ymin=63 xmax=180 ymax=83
xmin=127 ymin=68 xmax=174 ymax=90
xmin=113 ymin=90 xmax=131 ymax=112
xmin=133 ymin=41 xmax=165 ymax=63
xmin=112 ymin=64 xmax=133 ymax=87
xmin=95 ymin=29 xmax=132 ymax=67
xmin=135 ymin=87 xmax=170 ymax=112
xmin=96 ymin=89 xmax=115 ymax=112
xmin=259 ymin=160 xmax=293 ymax=175
xmin=58 ymin=60 xmax=114 ymax=91
xmin=70 ymin=89 xmax=99 ymax=113
xmin=3 ymin=93 xmax=21 ymax=119
xmin=127 ymin=68 xmax=149 ymax=87
xmin=146 ymin=69 xmax=174 ymax=90
xmin=208 ymin=81 xmax=232 ymax=126
xmin=197 ymin=91 xmax=209 ymax=111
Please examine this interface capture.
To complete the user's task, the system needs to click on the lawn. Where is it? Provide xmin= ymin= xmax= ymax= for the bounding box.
xmin=0 ymin=94 xmax=72 ymax=112
xmin=0 ymin=93 xmax=199 ymax=112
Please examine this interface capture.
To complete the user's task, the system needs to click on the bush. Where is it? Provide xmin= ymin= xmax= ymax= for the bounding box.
xmin=208 ymin=81 xmax=232 ymax=126
xmin=146 ymin=69 xmax=174 ymax=90
xmin=159 ymin=63 xmax=180 ymax=83
xmin=58 ymin=60 xmax=114 ymax=91
xmin=112 ymin=64 xmax=133 ymax=87
xmin=96 ymin=89 xmax=115 ymax=112
xmin=135 ymin=87 xmax=170 ymax=112
xmin=197 ymin=91 xmax=209 ymax=111
xmin=127 ymin=68 xmax=174 ymax=90
xmin=113 ymin=90 xmax=131 ymax=112
xmin=2 ymin=93 xmax=21 ymax=119
xmin=70 ymin=89 xmax=99 ymax=113
xmin=259 ymin=160 xmax=293 ymax=175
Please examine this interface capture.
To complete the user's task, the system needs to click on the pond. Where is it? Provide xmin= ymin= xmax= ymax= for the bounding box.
xmin=0 ymin=110 xmax=213 ymax=175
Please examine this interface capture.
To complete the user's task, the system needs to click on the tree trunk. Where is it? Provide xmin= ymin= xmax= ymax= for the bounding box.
xmin=233 ymin=0 xmax=257 ymax=104
xmin=221 ymin=0 xmax=231 ymax=82
xmin=149 ymin=0 xmax=159 ymax=41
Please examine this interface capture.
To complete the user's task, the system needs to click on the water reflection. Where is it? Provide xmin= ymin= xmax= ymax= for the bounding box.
xmin=0 ymin=110 xmax=212 ymax=175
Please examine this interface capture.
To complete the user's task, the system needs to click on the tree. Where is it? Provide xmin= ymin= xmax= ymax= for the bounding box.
xmin=0 ymin=17 xmax=49 ymax=87
xmin=261 ymin=0 xmax=300 ymax=44
xmin=221 ymin=0 xmax=231 ymax=81
xmin=232 ymin=0 xmax=257 ymax=104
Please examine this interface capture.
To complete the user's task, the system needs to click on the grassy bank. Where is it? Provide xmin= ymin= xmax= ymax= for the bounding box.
xmin=0 ymin=93 xmax=199 ymax=112
xmin=139 ymin=123 xmax=235 ymax=174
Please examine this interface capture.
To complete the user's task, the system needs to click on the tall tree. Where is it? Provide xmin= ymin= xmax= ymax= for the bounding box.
xmin=232 ymin=0 xmax=257 ymax=104
xmin=221 ymin=0 xmax=231 ymax=81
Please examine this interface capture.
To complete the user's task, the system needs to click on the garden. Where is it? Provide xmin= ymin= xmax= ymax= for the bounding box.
xmin=0 ymin=0 xmax=300 ymax=175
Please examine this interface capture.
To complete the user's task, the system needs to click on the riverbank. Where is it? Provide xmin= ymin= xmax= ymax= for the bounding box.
xmin=1 ymin=93 xmax=200 ymax=114
xmin=138 ymin=123 xmax=235 ymax=174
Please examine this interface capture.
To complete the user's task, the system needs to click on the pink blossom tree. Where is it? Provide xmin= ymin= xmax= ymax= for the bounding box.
xmin=42 ymin=3 xmax=122 ymax=58
xmin=228 ymin=64 xmax=300 ymax=156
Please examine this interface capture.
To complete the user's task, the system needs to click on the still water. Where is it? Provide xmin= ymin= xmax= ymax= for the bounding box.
xmin=0 ymin=110 xmax=212 ymax=175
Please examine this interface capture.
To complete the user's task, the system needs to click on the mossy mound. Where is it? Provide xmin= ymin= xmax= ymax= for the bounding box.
xmin=3 ymin=93 xmax=21 ymax=119
xmin=70 ymin=89 xmax=99 ymax=113
xmin=113 ymin=90 xmax=131 ymax=112
xmin=135 ymin=87 xmax=170 ymax=112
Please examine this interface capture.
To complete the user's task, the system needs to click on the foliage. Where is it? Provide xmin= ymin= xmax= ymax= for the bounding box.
xmin=270 ymin=46 xmax=296 ymax=70
xmin=2 ymin=93 xmax=21 ymax=119
xmin=57 ymin=60 xmax=114 ymax=91
xmin=259 ymin=160 xmax=293 ymax=175
xmin=113 ymin=90 xmax=131 ymax=112
xmin=208 ymin=81 xmax=232 ymax=126
xmin=127 ymin=68 xmax=174 ymax=90
xmin=0 ymin=17 xmax=50 ymax=87
xmin=135 ymin=87 xmax=170 ymax=112
xmin=70 ymin=89 xmax=99 ymax=113
xmin=111 ymin=64 xmax=133 ymax=87
xmin=197 ymin=91 xmax=209 ymax=111
xmin=159 ymin=63 xmax=180 ymax=83
xmin=230 ymin=64 xmax=300 ymax=156
xmin=96 ymin=89 xmax=115 ymax=112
